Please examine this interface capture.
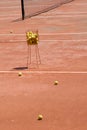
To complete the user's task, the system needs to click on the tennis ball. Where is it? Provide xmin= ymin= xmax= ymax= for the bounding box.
xmin=18 ymin=72 xmax=22 ymax=76
xmin=29 ymin=31 xmax=32 ymax=34
xmin=37 ymin=115 xmax=43 ymax=120
xmin=54 ymin=80 xmax=58 ymax=85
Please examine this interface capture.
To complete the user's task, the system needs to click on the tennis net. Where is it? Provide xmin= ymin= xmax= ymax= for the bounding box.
xmin=22 ymin=0 xmax=74 ymax=19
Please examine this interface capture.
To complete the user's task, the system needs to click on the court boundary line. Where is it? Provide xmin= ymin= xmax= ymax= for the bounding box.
xmin=0 ymin=39 xmax=87 ymax=42
xmin=0 ymin=1 xmax=20 ymax=3
xmin=0 ymin=12 xmax=87 ymax=16
xmin=0 ymin=14 xmax=20 ymax=16
xmin=0 ymin=32 xmax=87 ymax=35
xmin=0 ymin=15 xmax=86 ymax=20
xmin=32 ymin=14 xmax=87 ymax=18
xmin=0 ymin=4 xmax=87 ymax=9
xmin=47 ymin=12 xmax=87 ymax=14
xmin=0 ymin=1 xmax=87 ymax=5
xmin=0 ymin=6 xmax=20 ymax=8
xmin=0 ymin=70 xmax=87 ymax=74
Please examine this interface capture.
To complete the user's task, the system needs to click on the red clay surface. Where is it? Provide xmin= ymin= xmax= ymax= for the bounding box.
xmin=0 ymin=73 xmax=87 ymax=130
xmin=0 ymin=0 xmax=87 ymax=71
xmin=0 ymin=0 xmax=87 ymax=130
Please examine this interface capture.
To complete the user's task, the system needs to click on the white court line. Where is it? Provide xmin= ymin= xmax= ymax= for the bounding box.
xmin=0 ymin=1 xmax=72 ymax=4
xmin=68 ymin=3 xmax=87 ymax=5
xmin=0 ymin=39 xmax=87 ymax=42
xmin=33 ymin=14 xmax=87 ymax=18
xmin=0 ymin=1 xmax=86 ymax=5
xmin=0 ymin=70 xmax=87 ymax=74
xmin=0 ymin=2 xmax=87 ymax=7
xmin=0 ymin=32 xmax=87 ymax=37
xmin=0 ymin=6 xmax=21 ymax=9
xmin=0 ymin=14 xmax=86 ymax=19
xmin=1 ymin=12 xmax=87 ymax=15
xmin=8 ymin=39 xmax=87 ymax=42
xmin=47 ymin=12 xmax=87 ymax=14
xmin=0 ymin=11 xmax=87 ymax=15
xmin=0 ymin=1 xmax=20 ymax=3
xmin=24 ymin=5 xmax=87 ymax=8
xmin=0 ymin=17 xmax=20 ymax=20
xmin=1 ymin=10 xmax=87 ymax=13
xmin=0 ymin=2 xmax=20 ymax=4
xmin=1 ymin=4 xmax=87 ymax=8
xmin=0 ymin=32 xmax=87 ymax=35
xmin=0 ymin=14 xmax=20 ymax=16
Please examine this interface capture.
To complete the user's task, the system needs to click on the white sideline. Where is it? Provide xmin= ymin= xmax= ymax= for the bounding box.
xmin=1 ymin=39 xmax=87 ymax=42
xmin=0 ymin=32 xmax=87 ymax=35
xmin=0 ymin=6 xmax=21 ymax=9
xmin=0 ymin=1 xmax=87 ymax=5
xmin=0 ymin=11 xmax=87 ymax=17
xmin=0 ymin=39 xmax=87 ymax=42
xmin=0 ymin=14 xmax=86 ymax=20
xmin=0 ymin=14 xmax=20 ymax=16
xmin=0 ymin=70 xmax=87 ymax=74
xmin=0 ymin=12 xmax=87 ymax=17
xmin=0 ymin=1 xmax=20 ymax=3
xmin=33 ymin=14 xmax=87 ymax=18
xmin=40 ymin=11 xmax=87 ymax=14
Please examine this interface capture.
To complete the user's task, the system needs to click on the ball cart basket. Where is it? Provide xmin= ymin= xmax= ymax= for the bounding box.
xmin=26 ymin=30 xmax=41 ymax=68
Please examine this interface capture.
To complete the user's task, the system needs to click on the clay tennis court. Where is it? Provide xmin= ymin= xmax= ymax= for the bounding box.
xmin=0 ymin=0 xmax=87 ymax=130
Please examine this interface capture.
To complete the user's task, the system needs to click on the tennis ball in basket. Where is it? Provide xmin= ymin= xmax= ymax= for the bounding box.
xmin=54 ymin=81 xmax=58 ymax=85
xmin=37 ymin=115 xmax=43 ymax=120
xmin=18 ymin=72 xmax=22 ymax=76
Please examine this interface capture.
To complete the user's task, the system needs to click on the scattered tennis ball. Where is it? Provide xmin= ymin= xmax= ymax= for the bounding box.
xmin=18 ymin=72 xmax=22 ymax=76
xmin=37 ymin=114 xmax=43 ymax=120
xmin=54 ymin=80 xmax=58 ymax=85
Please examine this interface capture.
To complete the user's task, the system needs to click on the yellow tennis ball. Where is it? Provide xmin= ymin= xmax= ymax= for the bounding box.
xmin=18 ymin=72 xmax=22 ymax=76
xmin=54 ymin=81 xmax=58 ymax=85
xmin=29 ymin=31 xmax=32 ymax=34
xmin=37 ymin=115 xmax=43 ymax=120
xmin=32 ymin=34 xmax=35 ymax=38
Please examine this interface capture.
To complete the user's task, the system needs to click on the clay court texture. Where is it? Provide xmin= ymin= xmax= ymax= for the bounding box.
xmin=0 ymin=0 xmax=87 ymax=130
